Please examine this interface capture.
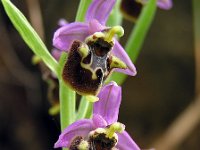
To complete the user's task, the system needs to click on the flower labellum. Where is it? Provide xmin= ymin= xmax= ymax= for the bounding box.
xmin=68 ymin=122 xmax=124 ymax=150
xmin=62 ymin=26 xmax=127 ymax=96
xmin=88 ymin=122 xmax=125 ymax=150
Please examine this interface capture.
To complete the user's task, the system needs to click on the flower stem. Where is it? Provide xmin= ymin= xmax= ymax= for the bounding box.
xmin=75 ymin=0 xmax=92 ymax=22
xmin=108 ymin=0 xmax=157 ymax=85
xmin=85 ymin=102 xmax=93 ymax=118
xmin=76 ymin=96 xmax=90 ymax=120
xmin=107 ymin=0 xmax=122 ymax=27
xmin=59 ymin=80 xmax=76 ymax=131
xmin=76 ymin=96 xmax=94 ymax=119
xmin=125 ymin=0 xmax=157 ymax=61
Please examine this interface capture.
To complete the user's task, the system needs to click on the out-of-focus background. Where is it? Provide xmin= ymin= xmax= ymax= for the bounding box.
xmin=0 ymin=0 xmax=198 ymax=150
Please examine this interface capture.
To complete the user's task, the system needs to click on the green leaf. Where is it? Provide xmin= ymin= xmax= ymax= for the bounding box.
xmin=109 ymin=0 xmax=157 ymax=84
xmin=1 ymin=0 xmax=59 ymax=76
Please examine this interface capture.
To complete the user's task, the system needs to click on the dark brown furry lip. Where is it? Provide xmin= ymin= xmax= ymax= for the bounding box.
xmin=62 ymin=40 xmax=112 ymax=96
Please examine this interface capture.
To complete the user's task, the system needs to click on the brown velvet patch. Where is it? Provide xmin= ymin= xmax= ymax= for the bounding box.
xmin=89 ymin=133 xmax=117 ymax=150
xmin=62 ymin=31 xmax=124 ymax=96
xmin=62 ymin=40 xmax=103 ymax=95
xmin=120 ymin=0 xmax=143 ymax=22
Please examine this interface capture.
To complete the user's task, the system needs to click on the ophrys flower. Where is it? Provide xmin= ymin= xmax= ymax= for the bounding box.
xmin=54 ymin=82 xmax=140 ymax=150
xmin=53 ymin=0 xmax=137 ymax=96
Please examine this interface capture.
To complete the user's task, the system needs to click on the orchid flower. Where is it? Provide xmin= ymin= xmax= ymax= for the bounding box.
xmin=53 ymin=0 xmax=136 ymax=76
xmin=54 ymin=82 xmax=140 ymax=150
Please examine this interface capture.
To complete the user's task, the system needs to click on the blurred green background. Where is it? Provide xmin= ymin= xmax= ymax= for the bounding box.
xmin=0 ymin=0 xmax=198 ymax=149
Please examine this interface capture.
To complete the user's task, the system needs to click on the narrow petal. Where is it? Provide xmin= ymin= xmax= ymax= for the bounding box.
xmin=54 ymin=119 xmax=93 ymax=148
xmin=112 ymin=41 xmax=137 ymax=76
xmin=94 ymin=82 xmax=121 ymax=125
xmin=86 ymin=0 xmax=116 ymax=25
xmin=116 ymin=131 xmax=140 ymax=150
xmin=88 ymin=19 xmax=105 ymax=34
xmin=157 ymin=0 xmax=173 ymax=10
xmin=92 ymin=114 xmax=107 ymax=128
xmin=53 ymin=22 xmax=89 ymax=51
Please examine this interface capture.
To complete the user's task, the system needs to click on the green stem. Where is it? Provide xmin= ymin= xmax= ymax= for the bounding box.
xmin=126 ymin=0 xmax=157 ymax=61
xmin=107 ymin=0 xmax=122 ymax=27
xmin=85 ymin=102 xmax=93 ymax=119
xmin=59 ymin=80 xmax=76 ymax=131
xmin=108 ymin=0 xmax=157 ymax=85
xmin=75 ymin=0 xmax=92 ymax=22
xmin=76 ymin=96 xmax=90 ymax=120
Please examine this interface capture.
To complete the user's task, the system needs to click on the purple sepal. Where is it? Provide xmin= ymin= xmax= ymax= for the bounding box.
xmin=116 ymin=131 xmax=140 ymax=150
xmin=94 ymin=82 xmax=121 ymax=125
xmin=54 ymin=119 xmax=93 ymax=148
xmin=86 ymin=0 xmax=116 ymax=25
xmin=53 ymin=22 xmax=89 ymax=51
xmin=112 ymin=41 xmax=137 ymax=76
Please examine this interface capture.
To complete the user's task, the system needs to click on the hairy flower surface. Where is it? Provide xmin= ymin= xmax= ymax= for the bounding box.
xmin=54 ymin=82 xmax=140 ymax=150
